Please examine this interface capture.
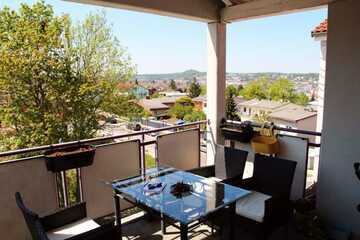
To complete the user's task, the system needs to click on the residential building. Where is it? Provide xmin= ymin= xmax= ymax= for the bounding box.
xmin=138 ymin=99 xmax=169 ymax=118
xmin=192 ymin=96 xmax=207 ymax=112
xmin=1 ymin=1 xmax=360 ymax=239
xmin=269 ymin=103 xmax=317 ymax=140
xmin=238 ymin=99 xmax=290 ymax=119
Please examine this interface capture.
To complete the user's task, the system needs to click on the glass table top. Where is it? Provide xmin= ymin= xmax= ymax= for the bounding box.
xmin=112 ymin=166 xmax=250 ymax=225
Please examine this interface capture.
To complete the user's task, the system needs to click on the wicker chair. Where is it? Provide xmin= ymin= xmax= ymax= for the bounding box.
xmin=223 ymin=154 xmax=297 ymax=240
xmin=15 ymin=192 xmax=120 ymax=240
xmin=188 ymin=146 xmax=248 ymax=180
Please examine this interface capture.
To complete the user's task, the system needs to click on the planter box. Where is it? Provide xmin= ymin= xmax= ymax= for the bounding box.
xmin=44 ymin=145 xmax=95 ymax=172
xmin=221 ymin=127 xmax=254 ymax=143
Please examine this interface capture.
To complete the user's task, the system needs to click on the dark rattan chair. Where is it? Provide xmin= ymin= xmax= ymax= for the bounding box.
xmin=223 ymin=154 xmax=297 ymax=240
xmin=15 ymin=192 xmax=120 ymax=240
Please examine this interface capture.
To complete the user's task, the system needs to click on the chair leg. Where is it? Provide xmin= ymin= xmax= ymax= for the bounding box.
xmin=283 ymin=224 xmax=289 ymax=240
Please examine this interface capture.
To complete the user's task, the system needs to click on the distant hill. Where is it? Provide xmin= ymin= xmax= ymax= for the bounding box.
xmin=137 ymin=70 xmax=205 ymax=81
xmin=137 ymin=70 xmax=319 ymax=83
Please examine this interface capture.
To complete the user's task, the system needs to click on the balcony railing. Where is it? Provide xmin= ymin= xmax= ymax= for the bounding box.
xmin=0 ymin=119 xmax=322 ymax=239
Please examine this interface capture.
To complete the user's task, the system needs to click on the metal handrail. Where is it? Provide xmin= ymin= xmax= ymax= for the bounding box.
xmin=224 ymin=119 xmax=322 ymax=137
xmin=0 ymin=120 xmax=207 ymax=158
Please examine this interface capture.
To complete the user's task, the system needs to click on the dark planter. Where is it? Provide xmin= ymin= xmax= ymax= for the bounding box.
xmin=221 ymin=121 xmax=254 ymax=143
xmin=44 ymin=145 xmax=95 ymax=172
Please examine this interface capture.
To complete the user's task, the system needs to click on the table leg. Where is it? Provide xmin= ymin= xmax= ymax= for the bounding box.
xmin=114 ymin=194 xmax=122 ymax=237
xmin=180 ymin=223 xmax=188 ymax=240
xmin=161 ymin=213 xmax=166 ymax=234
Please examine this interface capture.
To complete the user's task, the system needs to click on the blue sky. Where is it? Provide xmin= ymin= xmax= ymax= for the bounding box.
xmin=1 ymin=0 xmax=327 ymax=74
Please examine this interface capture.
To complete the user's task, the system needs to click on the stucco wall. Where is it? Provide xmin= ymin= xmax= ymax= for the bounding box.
xmin=318 ymin=0 xmax=360 ymax=234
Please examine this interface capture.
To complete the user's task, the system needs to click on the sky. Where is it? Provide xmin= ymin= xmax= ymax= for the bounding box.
xmin=1 ymin=0 xmax=328 ymax=74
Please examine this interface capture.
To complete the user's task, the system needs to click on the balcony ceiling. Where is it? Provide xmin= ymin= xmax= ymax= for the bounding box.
xmin=67 ymin=0 xmax=332 ymax=22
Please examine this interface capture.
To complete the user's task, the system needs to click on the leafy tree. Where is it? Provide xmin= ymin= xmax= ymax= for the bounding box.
xmin=225 ymin=90 xmax=240 ymax=121
xmin=102 ymin=95 xmax=146 ymax=121
xmin=239 ymin=77 xmax=270 ymax=100
xmin=169 ymin=79 xmax=177 ymax=90
xmin=226 ymin=84 xmax=239 ymax=97
xmin=293 ymin=92 xmax=310 ymax=106
xmin=200 ymin=84 xmax=207 ymax=96
xmin=268 ymin=78 xmax=295 ymax=102
xmin=170 ymin=97 xmax=194 ymax=119
xmin=188 ymin=79 xmax=201 ymax=98
xmin=239 ymin=77 xmax=310 ymax=106
xmin=184 ymin=111 xmax=206 ymax=122
xmin=0 ymin=2 xmax=135 ymax=150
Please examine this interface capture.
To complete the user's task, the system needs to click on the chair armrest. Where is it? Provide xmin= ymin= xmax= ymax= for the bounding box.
xmin=41 ymin=202 xmax=87 ymax=231
xmin=222 ymin=177 xmax=255 ymax=190
xmin=264 ymin=196 xmax=293 ymax=227
xmin=187 ymin=165 xmax=215 ymax=178
xmin=67 ymin=221 xmax=121 ymax=240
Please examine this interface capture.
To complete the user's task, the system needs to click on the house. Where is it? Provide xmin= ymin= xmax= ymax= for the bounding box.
xmin=130 ymin=85 xmax=150 ymax=99
xmin=238 ymin=99 xmax=290 ymax=118
xmin=2 ymin=0 xmax=360 ymax=239
xmin=117 ymin=82 xmax=150 ymax=99
xmin=159 ymin=91 xmax=188 ymax=97
xmin=269 ymin=103 xmax=317 ymax=139
xmin=137 ymin=96 xmax=183 ymax=118
xmin=138 ymin=99 xmax=169 ymax=118
xmin=312 ymin=19 xmax=327 ymax=137
xmin=192 ymin=96 xmax=207 ymax=112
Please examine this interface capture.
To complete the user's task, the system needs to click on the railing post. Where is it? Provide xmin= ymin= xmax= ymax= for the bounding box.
xmin=141 ymin=134 xmax=146 ymax=174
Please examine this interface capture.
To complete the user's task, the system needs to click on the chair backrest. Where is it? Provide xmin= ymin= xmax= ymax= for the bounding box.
xmin=253 ymin=154 xmax=297 ymax=199
xmin=157 ymin=128 xmax=200 ymax=170
xmin=215 ymin=145 xmax=248 ymax=180
xmin=15 ymin=192 xmax=49 ymax=240
xmin=81 ymin=140 xmax=141 ymax=219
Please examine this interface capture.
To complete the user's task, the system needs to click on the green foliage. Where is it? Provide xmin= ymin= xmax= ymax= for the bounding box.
xmin=240 ymin=77 xmax=270 ymax=100
xmin=184 ymin=110 xmax=206 ymax=122
xmin=0 ymin=2 xmax=135 ymax=150
xmin=239 ymin=77 xmax=310 ymax=106
xmin=225 ymin=90 xmax=240 ymax=121
xmin=145 ymin=153 xmax=156 ymax=168
xmin=293 ymin=92 xmax=310 ymax=106
xmin=268 ymin=78 xmax=295 ymax=102
xmin=169 ymin=79 xmax=177 ymax=90
xmin=253 ymin=111 xmax=270 ymax=124
xmin=102 ymin=94 xmax=146 ymax=121
xmin=226 ymin=84 xmax=239 ymax=97
xmin=188 ymin=79 xmax=201 ymax=98
xmin=200 ymin=84 xmax=206 ymax=96
xmin=170 ymin=97 xmax=194 ymax=120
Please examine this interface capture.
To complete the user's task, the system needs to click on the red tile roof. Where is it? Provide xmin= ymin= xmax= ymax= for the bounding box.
xmin=312 ymin=19 xmax=328 ymax=37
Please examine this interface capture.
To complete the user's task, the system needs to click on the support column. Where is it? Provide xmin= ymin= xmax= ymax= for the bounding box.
xmin=317 ymin=0 xmax=360 ymax=236
xmin=206 ymin=22 xmax=226 ymax=165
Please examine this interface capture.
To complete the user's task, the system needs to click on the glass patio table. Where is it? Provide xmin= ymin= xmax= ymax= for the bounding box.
xmin=112 ymin=166 xmax=250 ymax=240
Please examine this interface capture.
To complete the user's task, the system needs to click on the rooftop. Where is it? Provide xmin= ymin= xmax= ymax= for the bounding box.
xmin=312 ymin=19 xmax=328 ymax=37
xmin=239 ymin=99 xmax=290 ymax=110
xmin=270 ymin=103 xmax=317 ymax=123
xmin=138 ymin=99 xmax=170 ymax=110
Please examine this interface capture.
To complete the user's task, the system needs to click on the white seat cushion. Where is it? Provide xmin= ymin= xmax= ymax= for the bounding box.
xmin=208 ymin=176 xmax=222 ymax=182
xmin=235 ymin=191 xmax=272 ymax=223
xmin=46 ymin=218 xmax=100 ymax=240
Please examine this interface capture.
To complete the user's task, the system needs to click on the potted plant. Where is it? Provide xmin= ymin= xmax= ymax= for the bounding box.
xmin=44 ymin=145 xmax=96 ymax=172
xmin=221 ymin=120 xmax=254 ymax=143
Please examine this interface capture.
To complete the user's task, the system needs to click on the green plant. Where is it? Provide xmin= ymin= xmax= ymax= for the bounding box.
xmin=170 ymin=97 xmax=194 ymax=120
xmin=0 ymin=2 xmax=135 ymax=150
xmin=188 ymin=79 xmax=201 ymax=98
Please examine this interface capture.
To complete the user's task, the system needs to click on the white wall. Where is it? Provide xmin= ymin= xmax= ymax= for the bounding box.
xmin=318 ymin=0 xmax=360 ymax=235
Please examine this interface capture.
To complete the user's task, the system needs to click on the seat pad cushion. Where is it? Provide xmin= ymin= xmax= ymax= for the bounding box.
xmin=208 ymin=176 xmax=222 ymax=182
xmin=235 ymin=191 xmax=271 ymax=223
xmin=46 ymin=218 xmax=100 ymax=240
